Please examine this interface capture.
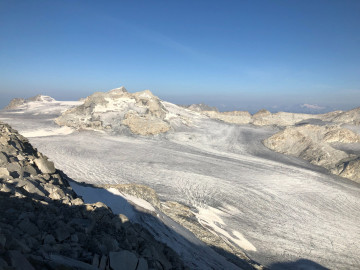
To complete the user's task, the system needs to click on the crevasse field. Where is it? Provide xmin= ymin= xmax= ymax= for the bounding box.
xmin=1 ymin=100 xmax=360 ymax=270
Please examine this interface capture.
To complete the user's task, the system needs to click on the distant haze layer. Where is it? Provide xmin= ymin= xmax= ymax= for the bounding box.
xmin=1 ymin=89 xmax=357 ymax=114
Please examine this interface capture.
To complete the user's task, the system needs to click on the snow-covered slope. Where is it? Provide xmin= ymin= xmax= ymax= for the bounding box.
xmin=4 ymin=94 xmax=82 ymax=115
xmin=2 ymin=95 xmax=82 ymax=138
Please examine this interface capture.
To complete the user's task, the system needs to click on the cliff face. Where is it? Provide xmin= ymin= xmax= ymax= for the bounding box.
xmin=55 ymin=87 xmax=171 ymax=135
xmin=0 ymin=121 xmax=184 ymax=269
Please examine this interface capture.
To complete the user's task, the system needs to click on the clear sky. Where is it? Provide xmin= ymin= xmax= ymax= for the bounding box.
xmin=1 ymin=0 xmax=360 ymax=112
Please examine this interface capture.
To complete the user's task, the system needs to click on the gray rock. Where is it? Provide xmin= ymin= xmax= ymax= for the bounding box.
xmin=69 ymin=218 xmax=94 ymax=234
xmin=18 ymin=219 xmax=39 ymax=237
xmin=17 ymin=154 xmax=25 ymax=161
xmin=14 ymin=178 xmax=27 ymax=188
xmin=0 ymin=258 xmax=8 ymax=268
xmin=146 ymin=246 xmax=172 ymax=270
xmin=92 ymin=254 xmax=100 ymax=268
xmin=48 ymin=187 xmax=66 ymax=200
xmin=55 ymin=227 xmax=71 ymax=242
xmin=99 ymin=255 xmax=108 ymax=270
xmin=0 ymin=183 xmax=13 ymax=193
xmin=71 ymin=197 xmax=84 ymax=205
xmin=0 ymin=234 xmax=6 ymax=248
xmin=7 ymin=238 xmax=31 ymax=253
xmin=102 ymin=235 xmax=119 ymax=252
xmin=7 ymin=250 xmax=35 ymax=270
xmin=0 ymin=152 xmax=8 ymax=164
xmin=118 ymin=213 xmax=129 ymax=223
xmin=137 ymin=258 xmax=149 ymax=270
xmin=23 ymin=181 xmax=46 ymax=197
xmin=34 ymin=157 xmax=55 ymax=174
xmin=0 ymin=167 xmax=9 ymax=176
xmin=109 ymin=250 xmax=138 ymax=270
xmin=23 ymin=165 xmax=38 ymax=176
xmin=49 ymin=254 xmax=98 ymax=270
xmin=6 ymin=162 xmax=22 ymax=177
xmin=43 ymin=234 xmax=56 ymax=245
xmin=70 ymin=233 xmax=79 ymax=243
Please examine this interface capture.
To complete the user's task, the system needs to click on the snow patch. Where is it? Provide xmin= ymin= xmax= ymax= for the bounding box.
xmin=107 ymin=187 xmax=156 ymax=212
xmin=20 ymin=126 xmax=75 ymax=138
xmin=196 ymin=206 xmax=257 ymax=252
xmin=232 ymin=231 xmax=257 ymax=252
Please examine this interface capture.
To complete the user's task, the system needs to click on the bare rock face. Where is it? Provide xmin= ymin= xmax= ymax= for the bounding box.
xmin=264 ymin=124 xmax=360 ymax=182
xmin=122 ymin=112 xmax=170 ymax=135
xmin=55 ymin=87 xmax=171 ymax=135
xmin=331 ymin=157 xmax=360 ymax=183
xmin=0 ymin=121 xmax=185 ymax=269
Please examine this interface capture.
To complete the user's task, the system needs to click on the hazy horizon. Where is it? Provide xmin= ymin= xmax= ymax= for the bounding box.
xmin=2 ymin=87 xmax=359 ymax=114
xmin=1 ymin=1 xmax=359 ymax=113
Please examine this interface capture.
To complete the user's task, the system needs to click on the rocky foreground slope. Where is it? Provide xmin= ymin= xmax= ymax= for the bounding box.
xmin=0 ymin=121 xmax=185 ymax=269
xmin=264 ymin=124 xmax=360 ymax=183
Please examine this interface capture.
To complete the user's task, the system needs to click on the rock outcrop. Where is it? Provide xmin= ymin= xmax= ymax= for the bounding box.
xmin=264 ymin=124 xmax=360 ymax=182
xmin=55 ymin=87 xmax=171 ymax=135
xmin=0 ymin=121 xmax=185 ymax=269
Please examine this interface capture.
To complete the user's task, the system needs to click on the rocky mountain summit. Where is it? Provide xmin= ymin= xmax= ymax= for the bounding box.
xmin=55 ymin=87 xmax=171 ymax=136
xmin=0 ymin=121 xmax=185 ymax=269
xmin=264 ymin=124 xmax=360 ymax=182
xmin=5 ymin=95 xmax=55 ymax=110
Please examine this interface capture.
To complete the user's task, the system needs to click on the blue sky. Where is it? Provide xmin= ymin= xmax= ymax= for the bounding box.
xmin=0 ymin=0 xmax=360 ymax=112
